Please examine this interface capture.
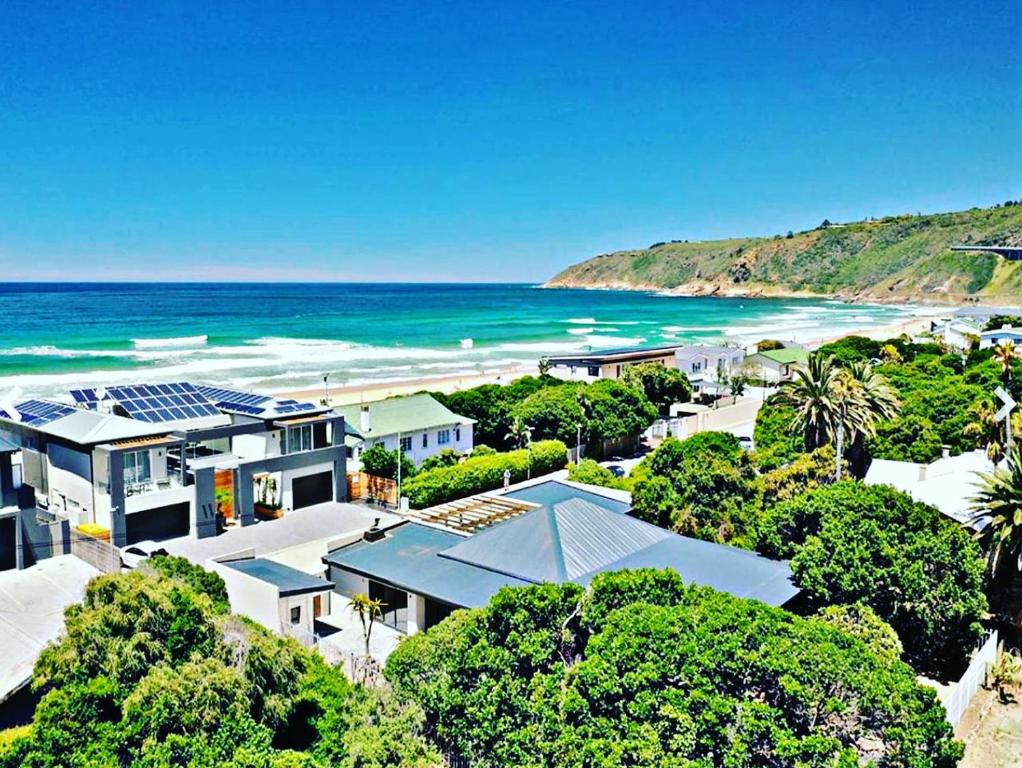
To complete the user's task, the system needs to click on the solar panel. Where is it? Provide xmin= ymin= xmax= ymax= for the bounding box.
xmin=99 ymin=382 xmax=221 ymax=423
xmin=10 ymin=400 xmax=75 ymax=426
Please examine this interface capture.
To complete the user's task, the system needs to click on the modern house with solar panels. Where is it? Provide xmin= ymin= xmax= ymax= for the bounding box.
xmin=322 ymin=478 xmax=800 ymax=641
xmin=0 ymin=382 xmax=355 ymax=570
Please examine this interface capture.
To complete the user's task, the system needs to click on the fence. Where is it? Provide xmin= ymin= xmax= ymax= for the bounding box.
xmin=69 ymin=528 xmax=121 ymax=573
xmin=645 ymin=398 xmax=762 ymax=442
xmin=347 ymin=472 xmax=398 ymax=506
xmin=943 ymin=629 xmax=999 ymax=728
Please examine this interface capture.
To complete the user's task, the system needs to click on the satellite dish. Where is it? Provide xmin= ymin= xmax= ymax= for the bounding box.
xmin=0 ymin=387 xmax=23 ymax=422
xmin=96 ymin=386 xmax=107 ymax=400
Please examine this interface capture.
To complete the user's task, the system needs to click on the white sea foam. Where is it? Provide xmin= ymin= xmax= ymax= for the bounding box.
xmin=132 ymin=335 xmax=208 ymax=349
xmin=567 ymin=327 xmax=594 ymax=335
xmin=565 ymin=317 xmax=597 ymax=324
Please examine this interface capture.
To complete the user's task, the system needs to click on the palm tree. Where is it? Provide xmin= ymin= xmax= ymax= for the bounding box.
xmin=349 ymin=592 xmax=384 ymax=658
xmin=994 ymin=341 xmax=1019 ymax=385
xmin=779 ymin=354 xmax=842 ymax=451
xmin=964 ymin=399 xmax=1007 ymax=467
xmin=844 ymin=361 xmax=900 ymax=477
xmin=505 ymin=416 xmax=533 ymax=449
xmin=969 ymin=446 xmax=1022 ymax=578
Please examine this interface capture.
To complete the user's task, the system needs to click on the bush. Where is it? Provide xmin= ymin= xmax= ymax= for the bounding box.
xmin=759 ymin=481 xmax=987 ymax=672
xmin=360 ymin=444 xmax=416 ymax=481
xmin=386 ymin=570 xmax=963 ymax=767
xmin=419 ymin=448 xmax=462 ymax=472
xmin=402 ymin=440 xmax=568 ymax=508
xmin=566 ymin=459 xmax=624 ymax=490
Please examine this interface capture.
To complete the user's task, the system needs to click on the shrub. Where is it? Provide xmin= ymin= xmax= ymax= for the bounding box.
xmin=402 ymin=441 xmax=568 ymax=508
xmin=566 ymin=459 xmax=624 ymax=490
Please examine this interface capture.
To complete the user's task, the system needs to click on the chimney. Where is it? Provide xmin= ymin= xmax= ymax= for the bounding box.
xmin=363 ymin=517 xmax=386 ymax=543
xmin=360 ymin=404 xmax=370 ymax=435
xmin=942 ymin=445 xmax=951 ymax=460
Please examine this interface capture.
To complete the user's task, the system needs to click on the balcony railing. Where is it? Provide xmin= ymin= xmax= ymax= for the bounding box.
xmin=123 ymin=474 xmax=184 ymax=497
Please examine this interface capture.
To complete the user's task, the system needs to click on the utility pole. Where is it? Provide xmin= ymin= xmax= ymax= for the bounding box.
xmin=576 ymin=423 xmax=582 ymax=463
xmin=396 ymin=430 xmax=402 ymax=510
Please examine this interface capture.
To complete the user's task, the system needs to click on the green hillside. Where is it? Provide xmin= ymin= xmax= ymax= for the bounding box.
xmin=547 ymin=204 xmax=1022 ymax=303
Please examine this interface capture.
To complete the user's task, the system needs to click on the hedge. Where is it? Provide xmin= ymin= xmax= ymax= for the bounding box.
xmin=403 ymin=440 xmax=568 ymax=508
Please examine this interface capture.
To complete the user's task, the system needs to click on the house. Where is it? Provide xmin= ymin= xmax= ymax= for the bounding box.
xmin=216 ymin=557 xmax=335 ymax=639
xmin=980 ymin=325 xmax=1022 ymax=350
xmin=932 ymin=318 xmax=983 ymax=350
xmin=336 ymin=393 xmax=474 ymax=468
xmin=322 ymin=479 xmax=800 ymax=644
xmin=546 ymin=344 xmax=690 ymax=382
xmin=864 ymin=449 xmax=994 ymax=529
xmin=673 ymin=345 xmax=745 ymax=396
xmin=0 ymin=382 xmax=354 ymax=570
xmin=746 ymin=348 xmax=809 ymax=383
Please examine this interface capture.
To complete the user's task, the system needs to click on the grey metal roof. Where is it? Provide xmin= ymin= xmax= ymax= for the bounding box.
xmin=0 ymin=407 xmax=170 ymax=445
xmin=547 ymin=343 xmax=688 ymax=365
xmin=323 ymin=523 xmax=533 ymax=608
xmin=441 ymin=499 xmax=668 ymax=582
xmin=227 ymin=558 xmax=333 ymax=596
xmin=502 ymin=480 xmax=630 ymax=516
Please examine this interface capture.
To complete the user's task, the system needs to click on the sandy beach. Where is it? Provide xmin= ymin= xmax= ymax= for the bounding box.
xmin=282 ymin=315 xmax=937 ymax=406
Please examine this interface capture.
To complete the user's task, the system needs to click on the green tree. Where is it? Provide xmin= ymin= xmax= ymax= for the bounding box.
xmin=760 ymin=481 xmax=987 ymax=672
xmin=418 ymin=448 xmax=462 ymax=472
xmin=566 ymin=459 xmax=624 ymax=490
xmin=504 ymin=415 xmax=533 ymax=449
xmin=386 ymin=570 xmax=963 ymax=768
xmin=779 ymin=354 xmax=843 ymax=451
xmin=360 ymin=443 xmax=416 ymax=481
xmin=621 ymin=362 xmax=691 ymax=413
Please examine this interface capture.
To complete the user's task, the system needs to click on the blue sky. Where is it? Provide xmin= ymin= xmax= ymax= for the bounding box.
xmin=1 ymin=1 xmax=1019 ymax=282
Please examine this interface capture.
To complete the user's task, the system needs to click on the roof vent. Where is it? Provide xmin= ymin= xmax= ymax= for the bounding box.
xmin=360 ymin=404 xmax=370 ymax=434
xmin=363 ymin=517 xmax=386 ymax=543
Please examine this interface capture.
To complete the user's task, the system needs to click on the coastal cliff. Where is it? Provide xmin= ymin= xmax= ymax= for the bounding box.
xmin=547 ymin=204 xmax=1022 ymax=304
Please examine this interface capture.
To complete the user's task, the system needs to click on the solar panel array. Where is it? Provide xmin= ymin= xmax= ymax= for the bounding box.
xmin=196 ymin=385 xmax=317 ymax=418
xmin=4 ymin=400 xmax=76 ymax=426
xmin=70 ymin=383 xmax=222 ymax=423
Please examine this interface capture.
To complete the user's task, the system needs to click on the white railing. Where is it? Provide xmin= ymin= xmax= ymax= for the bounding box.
xmin=944 ymin=629 xmax=999 ymax=727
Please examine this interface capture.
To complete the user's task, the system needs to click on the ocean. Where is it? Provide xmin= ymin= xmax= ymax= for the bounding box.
xmin=0 ymin=283 xmax=943 ymax=398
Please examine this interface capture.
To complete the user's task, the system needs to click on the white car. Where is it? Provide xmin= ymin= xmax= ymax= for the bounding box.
xmin=120 ymin=541 xmax=168 ymax=569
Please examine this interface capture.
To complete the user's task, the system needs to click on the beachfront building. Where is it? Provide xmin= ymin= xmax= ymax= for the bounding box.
xmin=931 ymin=317 xmax=984 ymax=350
xmin=322 ymin=478 xmax=800 ymax=646
xmin=0 ymin=383 xmax=354 ymax=569
xmin=746 ymin=347 xmax=809 ymax=383
xmin=673 ymin=344 xmax=746 ymax=397
xmin=545 ymin=343 xmax=691 ymax=382
xmin=337 ymin=393 xmax=474 ymax=468
xmin=979 ymin=325 xmax=1022 ymax=350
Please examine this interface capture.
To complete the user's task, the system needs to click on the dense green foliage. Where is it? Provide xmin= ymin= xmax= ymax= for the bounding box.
xmin=620 ymin=361 xmax=691 ymax=412
xmin=759 ymin=482 xmax=987 ymax=671
xmin=386 ymin=569 xmax=963 ymax=767
xmin=418 ymin=448 xmax=462 ymax=472
xmin=402 ymin=440 xmax=567 ymax=508
xmin=512 ymin=379 xmax=657 ymax=447
xmin=566 ymin=458 xmax=626 ymax=490
xmin=817 ymin=604 xmax=903 ymax=665
xmin=148 ymin=555 xmax=231 ymax=613
xmin=548 ymin=204 xmax=1022 ymax=302
xmin=360 ymin=443 xmax=417 ymax=480
xmin=1 ymin=567 xmax=436 ymax=768
xmin=431 ymin=375 xmax=560 ymax=450
xmin=630 ymin=434 xmax=761 ymax=547
xmin=755 ymin=334 xmax=1022 ymax=465
xmin=969 ymin=446 xmax=1022 ymax=578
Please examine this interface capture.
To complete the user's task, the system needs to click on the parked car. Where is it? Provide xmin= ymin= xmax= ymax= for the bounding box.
xmin=120 ymin=540 xmax=169 ymax=569
xmin=606 ymin=464 xmax=626 ymax=478
xmin=737 ymin=435 xmax=753 ymax=451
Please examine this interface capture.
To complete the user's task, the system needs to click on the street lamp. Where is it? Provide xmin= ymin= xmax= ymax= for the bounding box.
xmin=576 ymin=423 xmax=582 ymax=463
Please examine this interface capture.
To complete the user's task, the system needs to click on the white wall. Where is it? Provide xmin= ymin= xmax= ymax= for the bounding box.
xmin=355 ymin=422 xmax=474 ymax=467
xmin=210 ymin=560 xmax=281 ymax=630
xmin=233 ymin=431 xmax=283 ymax=460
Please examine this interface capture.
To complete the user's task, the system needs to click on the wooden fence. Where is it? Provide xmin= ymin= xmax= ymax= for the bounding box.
xmin=347 ymin=472 xmax=398 ymax=506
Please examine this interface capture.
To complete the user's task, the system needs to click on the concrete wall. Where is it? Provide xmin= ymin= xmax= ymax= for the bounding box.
xmin=328 ymin=564 xmax=369 ymax=598
xmin=281 ymin=461 xmax=333 ymax=512
xmin=233 ymin=431 xmax=283 ymax=460
xmin=209 ymin=560 xmax=281 ymax=630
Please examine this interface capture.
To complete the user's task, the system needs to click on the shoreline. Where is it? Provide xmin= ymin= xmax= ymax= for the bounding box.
xmin=282 ymin=315 xmax=935 ymax=406
xmin=541 ymin=280 xmax=1022 ymax=308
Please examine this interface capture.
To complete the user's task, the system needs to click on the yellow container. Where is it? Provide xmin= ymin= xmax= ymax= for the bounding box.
xmin=77 ymin=523 xmax=111 ymax=541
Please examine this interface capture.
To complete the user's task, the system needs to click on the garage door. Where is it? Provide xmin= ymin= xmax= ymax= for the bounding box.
xmin=292 ymin=471 xmax=333 ymax=509
xmin=126 ymin=502 xmax=190 ymax=544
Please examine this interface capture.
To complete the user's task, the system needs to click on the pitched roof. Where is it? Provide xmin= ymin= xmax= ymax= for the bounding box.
xmin=335 ymin=393 xmax=473 ymax=438
xmin=501 ymin=479 xmax=631 ymax=516
xmin=323 ymin=523 xmax=532 ymax=607
xmin=752 ymin=348 xmax=809 ymax=365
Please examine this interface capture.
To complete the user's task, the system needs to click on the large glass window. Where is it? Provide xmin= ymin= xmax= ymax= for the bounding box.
xmin=437 ymin=429 xmax=451 ymax=445
xmin=123 ymin=450 xmax=151 ymax=485
xmin=285 ymin=424 xmax=313 ymax=454
xmin=369 ymin=581 xmax=408 ymax=632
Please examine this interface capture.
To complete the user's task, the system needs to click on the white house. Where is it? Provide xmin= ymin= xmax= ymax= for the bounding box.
xmin=933 ymin=318 xmax=983 ymax=350
xmin=980 ymin=325 xmax=1022 ymax=350
xmin=674 ymin=345 xmax=746 ymax=396
xmin=337 ymin=393 xmax=474 ymax=468
xmin=864 ymin=449 xmax=994 ymax=529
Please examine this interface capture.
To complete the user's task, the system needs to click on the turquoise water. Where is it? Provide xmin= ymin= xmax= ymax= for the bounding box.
xmin=0 ymin=283 xmax=939 ymax=398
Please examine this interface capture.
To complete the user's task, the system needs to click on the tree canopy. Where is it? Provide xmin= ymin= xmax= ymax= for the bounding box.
xmin=759 ymin=481 xmax=987 ymax=672
xmin=1 ymin=561 xmax=436 ymax=768
xmin=620 ymin=362 xmax=691 ymax=412
xmin=385 ymin=569 xmax=963 ymax=768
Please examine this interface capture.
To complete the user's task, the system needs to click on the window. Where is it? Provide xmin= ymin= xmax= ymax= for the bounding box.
xmin=370 ymin=581 xmax=409 ymax=632
xmin=284 ymin=424 xmax=312 ymax=454
xmin=123 ymin=450 xmax=151 ymax=485
xmin=290 ymin=606 xmax=301 ymax=625
xmin=421 ymin=433 xmax=428 ymax=448
xmin=454 ymin=427 xmax=460 ymax=442
xmin=587 ymin=365 xmax=599 ymax=377
xmin=400 ymin=435 xmax=412 ymax=452
xmin=437 ymin=429 xmax=451 ymax=445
